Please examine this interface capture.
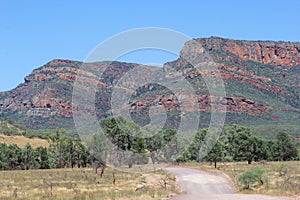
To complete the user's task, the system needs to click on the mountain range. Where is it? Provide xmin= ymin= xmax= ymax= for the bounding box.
xmin=0 ymin=37 xmax=299 ymax=137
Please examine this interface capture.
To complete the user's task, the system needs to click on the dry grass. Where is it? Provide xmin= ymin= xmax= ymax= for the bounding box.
xmin=0 ymin=168 xmax=178 ymax=200
xmin=0 ymin=134 xmax=49 ymax=148
xmin=175 ymin=161 xmax=300 ymax=198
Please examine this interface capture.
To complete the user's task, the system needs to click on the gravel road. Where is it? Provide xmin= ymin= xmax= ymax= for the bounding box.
xmin=166 ymin=167 xmax=295 ymax=200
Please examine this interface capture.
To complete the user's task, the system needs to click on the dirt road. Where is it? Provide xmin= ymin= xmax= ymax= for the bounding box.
xmin=166 ymin=167 xmax=295 ymax=200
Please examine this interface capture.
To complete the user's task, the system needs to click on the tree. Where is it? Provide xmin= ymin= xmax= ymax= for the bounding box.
xmin=36 ymin=146 xmax=50 ymax=169
xmin=0 ymin=130 xmax=91 ymax=171
xmin=187 ymin=129 xmax=207 ymax=162
xmin=73 ymin=140 xmax=89 ymax=168
xmin=0 ymin=143 xmax=9 ymax=170
xmin=23 ymin=143 xmax=36 ymax=170
xmin=274 ymin=132 xmax=298 ymax=161
xmin=233 ymin=133 xmax=256 ymax=164
xmin=47 ymin=130 xmax=88 ymax=169
xmin=64 ymin=137 xmax=74 ymax=168
xmin=145 ymin=128 xmax=178 ymax=164
xmin=86 ymin=133 xmax=108 ymax=176
xmin=160 ymin=129 xmax=178 ymax=163
xmin=144 ymin=126 xmax=162 ymax=164
xmin=225 ymin=125 xmax=257 ymax=164
xmin=7 ymin=144 xmax=23 ymax=170
xmin=266 ymin=140 xmax=277 ymax=161
xmin=252 ymin=137 xmax=272 ymax=161
xmin=205 ymin=140 xmax=223 ymax=168
xmin=100 ymin=117 xmax=147 ymax=168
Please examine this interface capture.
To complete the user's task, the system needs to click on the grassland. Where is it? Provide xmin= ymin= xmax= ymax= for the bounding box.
xmin=0 ymin=134 xmax=49 ymax=148
xmin=177 ymin=161 xmax=300 ymax=198
xmin=0 ymin=167 xmax=178 ymax=200
xmin=0 ymin=162 xmax=299 ymax=199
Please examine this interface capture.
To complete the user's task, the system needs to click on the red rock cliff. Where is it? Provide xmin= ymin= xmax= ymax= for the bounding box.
xmin=197 ymin=37 xmax=300 ymax=66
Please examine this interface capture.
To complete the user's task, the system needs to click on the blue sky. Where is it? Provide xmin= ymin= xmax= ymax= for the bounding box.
xmin=1 ymin=0 xmax=299 ymax=92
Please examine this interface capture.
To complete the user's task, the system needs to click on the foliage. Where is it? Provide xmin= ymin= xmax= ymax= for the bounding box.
xmin=100 ymin=116 xmax=148 ymax=168
xmin=274 ymin=132 xmax=298 ymax=161
xmin=274 ymin=163 xmax=288 ymax=177
xmin=0 ymin=119 xmax=57 ymax=139
xmin=205 ymin=140 xmax=223 ymax=168
xmin=145 ymin=127 xmax=178 ymax=164
xmin=238 ymin=166 xmax=266 ymax=189
xmin=48 ymin=129 xmax=90 ymax=169
xmin=0 ymin=129 xmax=90 ymax=170
xmin=1 ymin=118 xmax=299 ymax=172
xmin=186 ymin=129 xmax=207 ymax=162
xmin=250 ymin=124 xmax=300 ymax=141
xmin=181 ymin=125 xmax=299 ymax=164
xmin=227 ymin=126 xmax=257 ymax=164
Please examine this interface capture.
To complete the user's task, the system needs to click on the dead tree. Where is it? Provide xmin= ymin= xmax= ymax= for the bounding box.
xmin=43 ymin=178 xmax=53 ymax=197
xmin=112 ymin=172 xmax=116 ymax=185
xmin=91 ymin=156 xmax=106 ymax=178
xmin=12 ymin=188 xmax=18 ymax=198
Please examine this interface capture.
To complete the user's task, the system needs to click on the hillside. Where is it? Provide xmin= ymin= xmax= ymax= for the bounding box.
xmin=0 ymin=134 xmax=49 ymax=148
xmin=0 ymin=37 xmax=299 ymax=137
xmin=0 ymin=120 xmax=50 ymax=148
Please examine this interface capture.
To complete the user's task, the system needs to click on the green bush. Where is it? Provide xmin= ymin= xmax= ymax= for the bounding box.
xmin=274 ymin=163 xmax=288 ymax=176
xmin=238 ymin=166 xmax=266 ymax=189
xmin=224 ymin=156 xmax=233 ymax=162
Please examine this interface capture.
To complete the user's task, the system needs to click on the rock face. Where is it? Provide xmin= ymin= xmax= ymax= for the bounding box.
xmin=197 ymin=37 xmax=300 ymax=66
xmin=0 ymin=37 xmax=299 ymax=129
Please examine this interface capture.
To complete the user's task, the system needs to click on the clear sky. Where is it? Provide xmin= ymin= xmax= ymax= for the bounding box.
xmin=1 ymin=0 xmax=299 ymax=92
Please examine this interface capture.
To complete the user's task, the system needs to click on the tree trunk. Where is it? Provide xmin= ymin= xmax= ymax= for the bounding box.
xmin=214 ymin=161 xmax=217 ymax=168
xmin=100 ymin=166 xmax=105 ymax=178
xmin=150 ymin=152 xmax=156 ymax=164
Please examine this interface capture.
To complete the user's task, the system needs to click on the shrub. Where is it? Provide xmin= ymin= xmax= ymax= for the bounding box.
xmin=224 ymin=156 xmax=233 ymax=162
xmin=274 ymin=163 xmax=288 ymax=176
xmin=238 ymin=166 xmax=266 ymax=189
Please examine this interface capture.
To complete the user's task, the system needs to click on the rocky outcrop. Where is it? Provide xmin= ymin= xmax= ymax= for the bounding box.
xmin=130 ymin=94 xmax=270 ymax=117
xmin=197 ymin=37 xmax=300 ymax=66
